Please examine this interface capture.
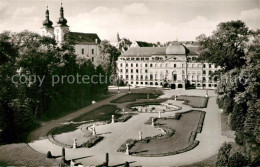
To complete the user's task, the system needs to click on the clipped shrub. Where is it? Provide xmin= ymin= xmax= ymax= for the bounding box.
xmin=173 ymin=113 xmax=181 ymax=120
xmin=124 ymin=161 xmax=130 ymax=167
xmin=105 ymin=152 xmax=109 ymax=166
xmin=47 ymin=151 xmax=52 ymax=158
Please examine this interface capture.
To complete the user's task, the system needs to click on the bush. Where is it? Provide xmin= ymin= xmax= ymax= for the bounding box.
xmin=230 ymin=103 xmax=247 ymax=131
xmin=235 ymin=131 xmax=244 ymax=145
xmin=227 ymin=152 xmax=248 ymax=167
xmin=124 ymin=161 xmax=130 ymax=167
xmin=216 ymin=143 xmax=232 ymax=166
xmin=47 ymin=151 xmax=52 ymax=158
xmin=173 ymin=113 xmax=181 ymax=120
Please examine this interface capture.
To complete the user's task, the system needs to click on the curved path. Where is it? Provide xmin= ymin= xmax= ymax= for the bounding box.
xmin=28 ymin=89 xmax=234 ymax=166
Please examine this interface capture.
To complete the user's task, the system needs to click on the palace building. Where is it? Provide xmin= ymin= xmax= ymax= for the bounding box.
xmin=117 ymin=43 xmax=220 ymax=89
xmin=41 ymin=4 xmax=101 ymax=64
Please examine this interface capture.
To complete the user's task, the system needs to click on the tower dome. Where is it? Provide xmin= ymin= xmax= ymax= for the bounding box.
xmin=42 ymin=6 xmax=53 ymax=28
xmin=57 ymin=4 xmax=68 ymax=26
xmin=166 ymin=44 xmax=189 ymax=55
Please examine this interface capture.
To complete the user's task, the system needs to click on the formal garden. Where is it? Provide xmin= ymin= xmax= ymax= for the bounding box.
xmin=118 ymin=110 xmax=205 ymax=156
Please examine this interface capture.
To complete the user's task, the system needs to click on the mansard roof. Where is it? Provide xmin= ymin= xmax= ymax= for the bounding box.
xmin=120 ymin=45 xmax=200 ymax=57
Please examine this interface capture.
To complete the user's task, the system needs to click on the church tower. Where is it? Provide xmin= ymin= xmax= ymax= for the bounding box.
xmin=41 ymin=6 xmax=54 ymax=38
xmin=54 ymin=3 xmax=70 ymax=45
xmin=117 ymin=32 xmax=121 ymax=42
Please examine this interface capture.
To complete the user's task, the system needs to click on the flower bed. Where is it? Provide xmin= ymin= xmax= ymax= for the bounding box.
xmin=82 ymin=136 xmax=104 ymax=148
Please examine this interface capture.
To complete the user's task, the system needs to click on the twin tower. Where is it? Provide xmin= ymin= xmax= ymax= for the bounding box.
xmin=41 ymin=4 xmax=69 ymax=44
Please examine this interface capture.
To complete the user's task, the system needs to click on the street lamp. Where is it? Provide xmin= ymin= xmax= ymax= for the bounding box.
xmin=117 ymin=78 xmax=120 ymax=94
xmin=128 ymin=84 xmax=131 ymax=94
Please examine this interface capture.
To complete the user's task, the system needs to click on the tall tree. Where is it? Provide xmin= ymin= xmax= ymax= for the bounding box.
xmin=197 ymin=20 xmax=249 ymax=71
xmin=97 ymin=40 xmax=121 ymax=84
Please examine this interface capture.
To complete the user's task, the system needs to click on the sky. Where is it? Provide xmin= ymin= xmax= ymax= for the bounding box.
xmin=0 ymin=0 xmax=259 ymax=43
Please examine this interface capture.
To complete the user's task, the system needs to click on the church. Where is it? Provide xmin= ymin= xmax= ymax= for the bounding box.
xmin=41 ymin=4 xmax=101 ymax=64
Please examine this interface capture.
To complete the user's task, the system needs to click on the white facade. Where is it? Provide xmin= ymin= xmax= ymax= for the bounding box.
xmin=117 ymin=44 xmax=220 ymax=89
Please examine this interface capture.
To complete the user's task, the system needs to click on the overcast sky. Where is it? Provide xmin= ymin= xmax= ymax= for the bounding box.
xmin=0 ymin=0 xmax=259 ymax=43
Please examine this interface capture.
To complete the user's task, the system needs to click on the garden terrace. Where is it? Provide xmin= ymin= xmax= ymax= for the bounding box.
xmin=129 ymin=110 xmax=205 ymax=156
xmin=176 ymin=95 xmax=209 ymax=108
xmin=52 ymin=105 xmax=121 ymax=135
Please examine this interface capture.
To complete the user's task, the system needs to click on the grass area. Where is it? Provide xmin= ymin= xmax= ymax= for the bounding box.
xmin=130 ymin=110 xmax=205 ymax=156
xmin=53 ymin=105 xmax=121 ymax=135
xmin=177 ymin=95 xmax=209 ymax=108
xmin=0 ymin=143 xmax=58 ymax=166
xmin=40 ymin=93 xmax=115 ymax=122
xmin=111 ymin=93 xmax=162 ymax=103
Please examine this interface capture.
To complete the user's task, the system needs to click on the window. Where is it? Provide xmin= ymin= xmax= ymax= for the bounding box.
xmin=145 ymin=64 xmax=148 ymax=67
xmin=120 ymin=69 xmax=123 ymax=72
xmin=126 ymin=69 xmax=128 ymax=73
xmin=136 ymin=69 xmax=139 ymax=73
xmin=174 ymin=64 xmax=176 ymax=68
xmin=82 ymin=48 xmax=84 ymax=54
xmin=92 ymin=57 xmax=94 ymax=62
xmin=126 ymin=75 xmax=129 ymax=79
xmin=120 ymin=63 xmax=122 ymax=67
xmin=126 ymin=63 xmax=128 ymax=67
xmin=131 ymin=75 xmax=133 ymax=79
xmin=150 ymin=74 xmax=153 ymax=80
xmin=150 ymin=64 xmax=153 ymax=67
xmin=209 ymin=64 xmax=212 ymax=68
xmin=92 ymin=49 xmax=94 ymax=54
xmin=136 ymin=64 xmax=138 ymax=67
xmin=203 ymin=64 xmax=206 ymax=68
xmin=131 ymin=69 xmax=133 ymax=73
xmin=203 ymin=70 xmax=206 ymax=75
xmin=141 ymin=75 xmax=143 ymax=79
xmin=131 ymin=63 xmax=133 ymax=67
xmin=145 ymin=69 xmax=148 ymax=73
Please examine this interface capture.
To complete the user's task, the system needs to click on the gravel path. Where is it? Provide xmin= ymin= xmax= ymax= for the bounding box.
xmin=28 ymin=89 xmax=234 ymax=166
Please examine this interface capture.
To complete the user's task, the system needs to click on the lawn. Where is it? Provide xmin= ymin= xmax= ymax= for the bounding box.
xmin=0 ymin=143 xmax=58 ymax=166
xmin=130 ymin=110 xmax=205 ymax=156
xmin=111 ymin=93 xmax=161 ymax=103
xmin=40 ymin=93 xmax=115 ymax=122
xmin=177 ymin=95 xmax=209 ymax=108
xmin=52 ymin=105 xmax=121 ymax=135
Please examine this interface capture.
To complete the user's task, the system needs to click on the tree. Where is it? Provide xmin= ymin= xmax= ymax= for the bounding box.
xmin=216 ymin=143 xmax=232 ymax=166
xmin=197 ymin=20 xmax=249 ymax=71
xmin=227 ymin=152 xmax=248 ymax=167
xmin=97 ymin=40 xmax=121 ymax=84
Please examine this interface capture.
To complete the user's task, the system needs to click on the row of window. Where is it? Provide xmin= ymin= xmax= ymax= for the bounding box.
xmin=126 ymin=81 xmax=217 ymax=87
xmin=120 ymin=68 xmax=214 ymax=75
xmin=119 ymin=63 xmax=215 ymax=68
xmin=81 ymin=48 xmax=95 ymax=55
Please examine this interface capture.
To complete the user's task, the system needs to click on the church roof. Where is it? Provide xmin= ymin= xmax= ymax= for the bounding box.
xmin=65 ymin=32 xmax=101 ymax=45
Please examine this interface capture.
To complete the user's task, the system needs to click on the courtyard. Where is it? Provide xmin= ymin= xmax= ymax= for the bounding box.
xmin=26 ymin=88 xmax=234 ymax=166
